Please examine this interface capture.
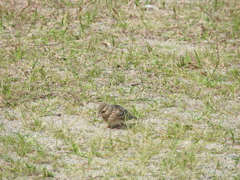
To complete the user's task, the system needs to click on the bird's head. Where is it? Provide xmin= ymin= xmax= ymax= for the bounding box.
xmin=97 ymin=103 xmax=111 ymax=118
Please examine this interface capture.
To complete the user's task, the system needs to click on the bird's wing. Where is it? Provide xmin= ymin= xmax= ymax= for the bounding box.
xmin=113 ymin=105 xmax=136 ymax=120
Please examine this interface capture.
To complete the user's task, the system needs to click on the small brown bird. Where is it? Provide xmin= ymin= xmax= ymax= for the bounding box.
xmin=97 ymin=103 xmax=137 ymax=128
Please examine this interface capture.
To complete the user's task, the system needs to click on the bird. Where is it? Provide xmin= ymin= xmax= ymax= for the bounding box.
xmin=97 ymin=102 xmax=137 ymax=129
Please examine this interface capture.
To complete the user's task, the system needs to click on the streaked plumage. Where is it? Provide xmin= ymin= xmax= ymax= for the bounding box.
xmin=97 ymin=103 xmax=137 ymax=128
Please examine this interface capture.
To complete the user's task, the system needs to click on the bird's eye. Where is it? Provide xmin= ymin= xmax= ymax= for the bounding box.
xmin=101 ymin=110 xmax=106 ymax=113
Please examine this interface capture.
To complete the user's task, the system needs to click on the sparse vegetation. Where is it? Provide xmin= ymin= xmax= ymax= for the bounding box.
xmin=0 ymin=0 xmax=239 ymax=179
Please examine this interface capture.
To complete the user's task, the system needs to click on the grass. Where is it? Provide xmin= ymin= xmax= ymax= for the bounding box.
xmin=0 ymin=0 xmax=239 ymax=179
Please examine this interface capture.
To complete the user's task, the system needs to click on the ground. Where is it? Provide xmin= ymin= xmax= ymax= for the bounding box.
xmin=0 ymin=0 xmax=239 ymax=179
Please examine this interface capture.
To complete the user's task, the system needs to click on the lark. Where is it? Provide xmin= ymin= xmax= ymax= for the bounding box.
xmin=97 ymin=103 xmax=137 ymax=128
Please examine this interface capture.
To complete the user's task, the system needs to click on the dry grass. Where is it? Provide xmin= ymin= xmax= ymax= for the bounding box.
xmin=0 ymin=0 xmax=239 ymax=179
